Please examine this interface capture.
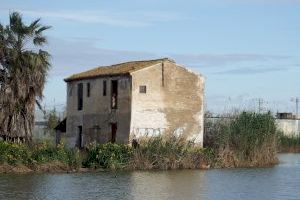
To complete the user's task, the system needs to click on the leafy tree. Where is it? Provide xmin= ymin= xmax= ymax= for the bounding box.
xmin=45 ymin=108 xmax=60 ymax=132
xmin=0 ymin=12 xmax=51 ymax=142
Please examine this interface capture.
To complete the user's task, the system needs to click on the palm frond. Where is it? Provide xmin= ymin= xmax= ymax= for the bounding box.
xmin=33 ymin=36 xmax=46 ymax=46
xmin=29 ymin=18 xmax=41 ymax=30
xmin=9 ymin=12 xmax=23 ymax=33
xmin=35 ymin=26 xmax=51 ymax=35
xmin=35 ymin=99 xmax=45 ymax=115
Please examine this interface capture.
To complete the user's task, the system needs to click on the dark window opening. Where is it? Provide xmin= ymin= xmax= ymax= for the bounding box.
xmin=87 ymin=82 xmax=90 ymax=97
xmin=103 ymin=80 xmax=107 ymax=96
xmin=78 ymin=126 xmax=83 ymax=148
xmin=77 ymin=83 xmax=83 ymax=110
xmin=111 ymin=123 xmax=117 ymax=143
xmin=111 ymin=80 xmax=118 ymax=109
xmin=139 ymin=85 xmax=147 ymax=93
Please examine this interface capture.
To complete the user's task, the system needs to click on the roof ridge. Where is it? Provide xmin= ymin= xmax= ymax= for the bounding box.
xmin=65 ymin=58 xmax=174 ymax=82
xmin=108 ymin=57 xmax=173 ymax=67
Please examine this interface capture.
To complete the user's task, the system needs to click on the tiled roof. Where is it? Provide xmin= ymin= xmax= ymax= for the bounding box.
xmin=64 ymin=58 xmax=173 ymax=82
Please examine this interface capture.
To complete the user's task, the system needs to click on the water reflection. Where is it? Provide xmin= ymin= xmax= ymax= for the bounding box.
xmin=129 ymin=170 xmax=206 ymax=200
xmin=0 ymin=154 xmax=299 ymax=200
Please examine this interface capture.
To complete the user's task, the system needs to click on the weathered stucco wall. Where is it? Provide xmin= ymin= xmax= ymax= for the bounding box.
xmin=130 ymin=60 xmax=205 ymax=145
xmin=66 ymin=75 xmax=131 ymax=147
xmin=276 ymin=119 xmax=300 ymax=137
xmin=130 ymin=63 xmax=168 ymax=138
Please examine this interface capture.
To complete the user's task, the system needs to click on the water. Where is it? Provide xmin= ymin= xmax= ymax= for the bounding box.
xmin=0 ymin=154 xmax=299 ymax=200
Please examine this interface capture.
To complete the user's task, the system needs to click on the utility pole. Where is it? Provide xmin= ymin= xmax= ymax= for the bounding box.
xmin=257 ymin=98 xmax=264 ymax=113
xmin=296 ymin=98 xmax=299 ymax=119
xmin=291 ymin=97 xmax=299 ymax=119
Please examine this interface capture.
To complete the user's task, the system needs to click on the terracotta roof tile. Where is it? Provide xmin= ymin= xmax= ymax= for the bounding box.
xmin=65 ymin=58 xmax=173 ymax=82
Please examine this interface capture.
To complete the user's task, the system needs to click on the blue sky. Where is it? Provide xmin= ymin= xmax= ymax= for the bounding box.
xmin=1 ymin=0 xmax=300 ymax=114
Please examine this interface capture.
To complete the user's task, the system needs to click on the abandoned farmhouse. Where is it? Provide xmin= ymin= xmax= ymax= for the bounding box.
xmin=59 ymin=58 xmax=205 ymax=148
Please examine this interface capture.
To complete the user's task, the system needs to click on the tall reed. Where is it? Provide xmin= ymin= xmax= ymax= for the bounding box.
xmin=128 ymin=135 xmax=214 ymax=170
xmin=279 ymin=135 xmax=300 ymax=153
xmin=205 ymin=112 xmax=279 ymax=167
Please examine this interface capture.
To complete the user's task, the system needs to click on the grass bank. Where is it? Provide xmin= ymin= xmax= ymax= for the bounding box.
xmin=0 ymin=141 xmax=81 ymax=173
xmin=0 ymin=137 xmax=214 ymax=172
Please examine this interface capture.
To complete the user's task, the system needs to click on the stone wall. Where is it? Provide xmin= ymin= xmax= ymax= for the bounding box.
xmin=65 ymin=75 xmax=131 ymax=147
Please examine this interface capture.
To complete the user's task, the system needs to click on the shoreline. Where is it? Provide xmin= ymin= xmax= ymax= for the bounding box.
xmin=1 ymin=154 xmax=297 ymax=174
xmin=278 ymin=148 xmax=300 ymax=153
xmin=0 ymin=162 xmax=212 ymax=174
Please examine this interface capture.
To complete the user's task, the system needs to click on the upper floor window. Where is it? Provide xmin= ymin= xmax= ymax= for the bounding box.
xmin=111 ymin=80 xmax=118 ymax=109
xmin=77 ymin=83 xmax=83 ymax=110
xmin=139 ymin=85 xmax=147 ymax=93
xmin=87 ymin=82 xmax=90 ymax=97
xmin=103 ymin=80 xmax=107 ymax=96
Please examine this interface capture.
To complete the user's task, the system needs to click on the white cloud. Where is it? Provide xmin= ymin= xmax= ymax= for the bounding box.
xmin=213 ymin=66 xmax=286 ymax=75
xmin=205 ymin=0 xmax=300 ymax=5
xmin=4 ymin=9 xmax=182 ymax=27
xmin=46 ymin=37 xmax=159 ymax=76
xmin=170 ymin=53 xmax=291 ymax=67
xmin=45 ymin=37 xmax=294 ymax=77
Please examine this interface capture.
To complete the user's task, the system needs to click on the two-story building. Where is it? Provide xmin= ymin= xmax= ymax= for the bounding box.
xmin=62 ymin=58 xmax=205 ymax=147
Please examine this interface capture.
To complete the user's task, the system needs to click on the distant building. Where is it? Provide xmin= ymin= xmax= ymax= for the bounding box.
xmin=276 ymin=113 xmax=300 ymax=137
xmin=60 ymin=58 xmax=205 ymax=148
xmin=33 ymin=121 xmax=55 ymax=143
xmin=277 ymin=112 xmax=294 ymax=120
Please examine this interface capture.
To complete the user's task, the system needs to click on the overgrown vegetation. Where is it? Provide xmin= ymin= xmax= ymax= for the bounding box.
xmin=83 ymin=136 xmax=213 ymax=170
xmin=204 ymin=112 xmax=279 ymax=168
xmin=279 ymin=135 xmax=300 ymax=153
xmin=1 ymin=111 xmax=299 ymax=173
xmin=0 ymin=137 xmax=214 ymax=172
xmin=84 ymin=143 xmax=133 ymax=170
xmin=0 ymin=141 xmax=31 ymax=165
xmin=0 ymin=141 xmax=81 ymax=172
xmin=127 ymin=136 xmax=214 ymax=170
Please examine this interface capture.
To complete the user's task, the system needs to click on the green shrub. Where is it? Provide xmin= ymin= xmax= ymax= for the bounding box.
xmin=31 ymin=142 xmax=58 ymax=163
xmin=0 ymin=141 xmax=31 ymax=165
xmin=0 ymin=140 xmax=80 ymax=167
xmin=84 ymin=142 xmax=133 ymax=169
xmin=31 ymin=142 xmax=82 ymax=167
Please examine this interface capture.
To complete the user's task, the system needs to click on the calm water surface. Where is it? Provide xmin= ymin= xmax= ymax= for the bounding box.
xmin=0 ymin=153 xmax=299 ymax=200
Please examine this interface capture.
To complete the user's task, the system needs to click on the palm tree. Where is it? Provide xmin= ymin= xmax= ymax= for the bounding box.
xmin=0 ymin=12 xmax=51 ymax=142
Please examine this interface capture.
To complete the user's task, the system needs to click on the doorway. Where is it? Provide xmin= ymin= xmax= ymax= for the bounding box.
xmin=111 ymin=123 xmax=117 ymax=143
xmin=78 ymin=126 xmax=83 ymax=148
